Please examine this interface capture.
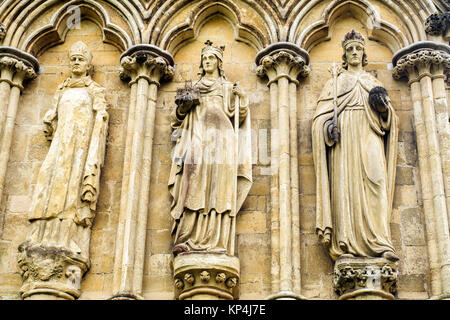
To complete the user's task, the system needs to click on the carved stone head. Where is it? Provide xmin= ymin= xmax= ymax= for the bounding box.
xmin=341 ymin=30 xmax=368 ymax=69
xmin=198 ymin=40 xmax=226 ymax=79
xmin=69 ymin=41 xmax=93 ymax=77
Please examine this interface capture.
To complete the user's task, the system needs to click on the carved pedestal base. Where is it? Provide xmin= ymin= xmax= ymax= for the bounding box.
xmin=17 ymin=242 xmax=89 ymax=300
xmin=333 ymin=256 xmax=398 ymax=300
xmin=108 ymin=293 xmax=143 ymax=300
xmin=265 ymin=291 xmax=308 ymax=300
xmin=173 ymin=253 xmax=239 ymax=300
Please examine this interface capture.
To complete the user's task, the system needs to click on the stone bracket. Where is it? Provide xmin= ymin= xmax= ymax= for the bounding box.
xmin=173 ymin=253 xmax=239 ymax=300
xmin=18 ymin=242 xmax=89 ymax=300
xmin=333 ymin=257 xmax=398 ymax=300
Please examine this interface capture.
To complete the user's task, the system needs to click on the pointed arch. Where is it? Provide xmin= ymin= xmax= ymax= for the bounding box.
xmin=288 ymin=0 xmax=417 ymax=54
xmin=0 ymin=0 xmax=143 ymax=55
xmin=150 ymin=0 xmax=278 ymax=55
xmin=287 ymin=0 xmax=440 ymax=54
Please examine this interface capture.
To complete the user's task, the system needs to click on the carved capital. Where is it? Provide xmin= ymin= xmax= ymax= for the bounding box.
xmin=18 ymin=242 xmax=89 ymax=300
xmin=0 ymin=47 xmax=39 ymax=89
xmin=333 ymin=257 xmax=398 ymax=300
xmin=255 ymin=42 xmax=310 ymax=85
xmin=392 ymin=42 xmax=450 ymax=83
xmin=425 ymin=13 xmax=450 ymax=36
xmin=119 ymin=44 xmax=174 ymax=86
xmin=173 ymin=253 xmax=239 ymax=300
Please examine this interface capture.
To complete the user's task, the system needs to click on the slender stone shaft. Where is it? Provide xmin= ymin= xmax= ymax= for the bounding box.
xmin=256 ymin=43 xmax=310 ymax=300
xmin=431 ymin=65 xmax=450 ymax=231
xmin=132 ymin=82 xmax=159 ymax=293
xmin=0 ymin=47 xmax=38 ymax=203
xmin=289 ymin=81 xmax=301 ymax=293
xmin=111 ymin=45 xmax=173 ymax=300
xmin=393 ymin=41 xmax=450 ymax=298
xmin=269 ymin=81 xmax=280 ymax=293
xmin=410 ymin=71 xmax=442 ymax=295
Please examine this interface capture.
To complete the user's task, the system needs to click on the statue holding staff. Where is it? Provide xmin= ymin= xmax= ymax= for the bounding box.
xmin=169 ymin=40 xmax=252 ymax=256
xmin=312 ymin=30 xmax=399 ymax=262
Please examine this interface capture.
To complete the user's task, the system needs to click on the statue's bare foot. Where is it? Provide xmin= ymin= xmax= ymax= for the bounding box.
xmin=340 ymin=253 xmax=355 ymax=259
xmin=173 ymin=244 xmax=189 ymax=256
xmin=382 ymin=251 xmax=399 ymax=261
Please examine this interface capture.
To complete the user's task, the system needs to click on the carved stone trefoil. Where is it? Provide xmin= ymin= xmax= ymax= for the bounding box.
xmin=333 ymin=257 xmax=398 ymax=300
xmin=173 ymin=253 xmax=239 ymax=300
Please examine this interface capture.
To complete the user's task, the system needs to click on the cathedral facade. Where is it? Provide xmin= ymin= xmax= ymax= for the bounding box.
xmin=0 ymin=0 xmax=449 ymax=300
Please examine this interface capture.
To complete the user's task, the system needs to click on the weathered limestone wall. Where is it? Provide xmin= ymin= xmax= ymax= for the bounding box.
xmin=0 ymin=0 xmax=447 ymax=300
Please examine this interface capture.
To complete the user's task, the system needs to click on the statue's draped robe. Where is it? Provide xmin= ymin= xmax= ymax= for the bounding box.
xmin=28 ymin=77 xmax=109 ymax=259
xmin=169 ymin=77 xmax=252 ymax=254
xmin=312 ymin=71 xmax=398 ymax=261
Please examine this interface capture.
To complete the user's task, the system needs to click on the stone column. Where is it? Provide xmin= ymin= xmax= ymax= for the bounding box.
xmin=255 ymin=43 xmax=309 ymax=300
xmin=0 ymin=47 xmax=38 ymax=204
xmin=393 ymin=41 xmax=450 ymax=300
xmin=110 ymin=45 xmax=174 ymax=300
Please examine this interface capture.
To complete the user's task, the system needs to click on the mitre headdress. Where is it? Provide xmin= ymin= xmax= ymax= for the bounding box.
xmin=69 ymin=41 xmax=93 ymax=64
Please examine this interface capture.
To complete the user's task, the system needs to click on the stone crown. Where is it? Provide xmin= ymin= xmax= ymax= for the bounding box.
xmin=342 ymin=30 xmax=365 ymax=48
xmin=201 ymin=40 xmax=225 ymax=61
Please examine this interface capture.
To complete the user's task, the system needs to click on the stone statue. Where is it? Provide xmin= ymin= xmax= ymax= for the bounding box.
xmin=169 ymin=40 xmax=252 ymax=256
xmin=18 ymin=41 xmax=109 ymax=299
xmin=312 ymin=30 xmax=399 ymax=262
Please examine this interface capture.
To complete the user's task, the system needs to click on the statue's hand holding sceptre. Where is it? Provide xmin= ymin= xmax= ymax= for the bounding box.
xmin=232 ymin=81 xmax=244 ymax=98
xmin=328 ymin=63 xmax=342 ymax=144
xmin=232 ymin=81 xmax=248 ymax=120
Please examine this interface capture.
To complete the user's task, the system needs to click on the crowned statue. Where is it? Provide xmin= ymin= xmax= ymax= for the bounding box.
xmin=312 ymin=30 xmax=399 ymax=262
xmin=169 ymin=40 xmax=252 ymax=256
xmin=18 ymin=41 xmax=109 ymax=299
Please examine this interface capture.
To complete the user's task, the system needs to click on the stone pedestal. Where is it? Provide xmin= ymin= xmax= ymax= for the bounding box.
xmin=18 ymin=242 xmax=88 ymax=300
xmin=173 ymin=253 xmax=239 ymax=300
xmin=265 ymin=291 xmax=307 ymax=300
xmin=333 ymin=257 xmax=398 ymax=300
